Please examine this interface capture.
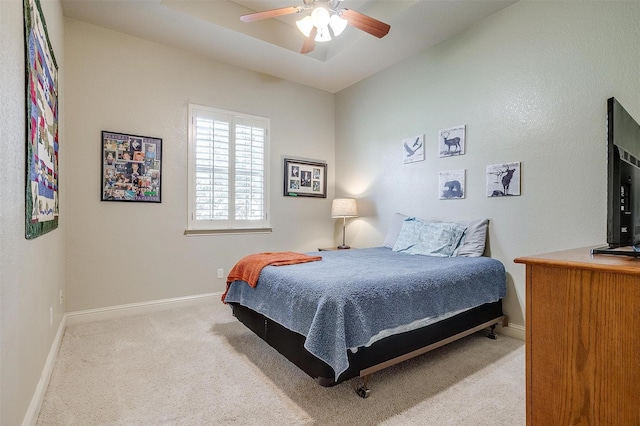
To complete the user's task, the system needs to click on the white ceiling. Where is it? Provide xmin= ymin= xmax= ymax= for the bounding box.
xmin=61 ymin=0 xmax=516 ymax=93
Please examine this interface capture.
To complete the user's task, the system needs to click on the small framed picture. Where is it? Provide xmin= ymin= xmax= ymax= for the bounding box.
xmin=283 ymin=158 xmax=326 ymax=198
xmin=487 ymin=162 xmax=521 ymax=197
xmin=403 ymin=134 xmax=425 ymax=164
xmin=439 ymin=125 xmax=466 ymax=157
xmin=101 ymin=131 xmax=162 ymax=202
xmin=439 ymin=169 xmax=466 ymax=199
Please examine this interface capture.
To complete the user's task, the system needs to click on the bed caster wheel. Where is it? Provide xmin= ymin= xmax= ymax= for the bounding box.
xmin=357 ymin=386 xmax=371 ymax=398
xmin=487 ymin=324 xmax=497 ymax=339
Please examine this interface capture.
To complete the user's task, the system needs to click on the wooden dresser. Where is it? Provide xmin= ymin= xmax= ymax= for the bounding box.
xmin=515 ymin=247 xmax=640 ymax=425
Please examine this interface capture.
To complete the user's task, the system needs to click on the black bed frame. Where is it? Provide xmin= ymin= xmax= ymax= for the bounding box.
xmin=230 ymin=301 xmax=507 ymax=396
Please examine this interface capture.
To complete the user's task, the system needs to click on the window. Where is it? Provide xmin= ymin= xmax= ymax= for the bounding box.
xmin=187 ymin=104 xmax=270 ymax=233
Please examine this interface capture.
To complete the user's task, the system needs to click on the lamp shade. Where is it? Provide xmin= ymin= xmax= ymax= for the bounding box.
xmin=310 ymin=7 xmax=330 ymax=28
xmin=296 ymin=16 xmax=313 ymax=37
xmin=331 ymin=198 xmax=358 ymax=218
xmin=329 ymin=14 xmax=348 ymax=36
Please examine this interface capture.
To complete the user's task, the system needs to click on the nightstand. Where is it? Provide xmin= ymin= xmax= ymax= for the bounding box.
xmin=318 ymin=247 xmax=352 ymax=251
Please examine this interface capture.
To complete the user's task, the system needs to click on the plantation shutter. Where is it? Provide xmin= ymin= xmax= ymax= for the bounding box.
xmin=194 ymin=115 xmax=229 ymax=221
xmin=234 ymin=119 xmax=265 ymax=221
xmin=188 ymin=105 xmax=269 ymax=231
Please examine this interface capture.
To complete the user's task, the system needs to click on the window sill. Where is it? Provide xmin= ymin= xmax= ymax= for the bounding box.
xmin=184 ymin=228 xmax=272 ymax=236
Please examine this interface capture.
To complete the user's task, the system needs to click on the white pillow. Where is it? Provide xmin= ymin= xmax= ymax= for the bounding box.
xmin=392 ymin=217 xmax=467 ymax=257
xmin=383 ymin=213 xmax=488 ymax=257
xmin=456 ymin=218 xmax=489 ymax=257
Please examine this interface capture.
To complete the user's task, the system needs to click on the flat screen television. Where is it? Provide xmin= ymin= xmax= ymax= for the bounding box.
xmin=592 ymin=97 xmax=640 ymax=256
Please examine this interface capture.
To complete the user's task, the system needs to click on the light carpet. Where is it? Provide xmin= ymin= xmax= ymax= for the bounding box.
xmin=37 ymin=302 xmax=525 ymax=425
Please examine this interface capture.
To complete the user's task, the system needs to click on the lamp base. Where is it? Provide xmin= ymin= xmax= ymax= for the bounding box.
xmin=336 ymin=245 xmax=350 ymax=250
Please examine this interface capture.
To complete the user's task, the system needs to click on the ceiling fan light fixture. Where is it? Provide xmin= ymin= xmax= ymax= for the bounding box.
xmin=315 ymin=25 xmax=332 ymax=42
xmin=296 ymin=15 xmax=313 ymax=37
xmin=241 ymin=1 xmax=391 ymax=55
xmin=329 ymin=14 xmax=347 ymax=37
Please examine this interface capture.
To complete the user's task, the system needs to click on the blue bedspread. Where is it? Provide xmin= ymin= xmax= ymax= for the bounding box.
xmin=223 ymin=247 xmax=506 ymax=380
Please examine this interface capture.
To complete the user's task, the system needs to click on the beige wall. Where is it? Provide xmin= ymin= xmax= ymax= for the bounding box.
xmin=64 ymin=19 xmax=336 ymax=312
xmin=0 ymin=0 xmax=66 ymax=424
xmin=335 ymin=1 xmax=640 ymax=328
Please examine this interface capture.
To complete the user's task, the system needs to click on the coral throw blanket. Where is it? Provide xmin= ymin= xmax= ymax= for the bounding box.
xmin=221 ymin=251 xmax=322 ymax=302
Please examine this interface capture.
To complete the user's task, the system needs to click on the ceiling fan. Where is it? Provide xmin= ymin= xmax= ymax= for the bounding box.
xmin=240 ymin=0 xmax=391 ymax=54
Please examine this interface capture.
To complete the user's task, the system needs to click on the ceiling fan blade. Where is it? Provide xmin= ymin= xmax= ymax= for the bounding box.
xmin=240 ymin=6 xmax=302 ymax=23
xmin=301 ymin=27 xmax=317 ymax=54
xmin=340 ymin=9 xmax=390 ymax=38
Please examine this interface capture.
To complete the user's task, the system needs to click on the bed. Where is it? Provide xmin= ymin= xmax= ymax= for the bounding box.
xmin=223 ymin=217 xmax=507 ymax=397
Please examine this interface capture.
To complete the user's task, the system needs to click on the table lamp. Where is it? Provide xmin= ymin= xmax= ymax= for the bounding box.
xmin=331 ymin=198 xmax=358 ymax=249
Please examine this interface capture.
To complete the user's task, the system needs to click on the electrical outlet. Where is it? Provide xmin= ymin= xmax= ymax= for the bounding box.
xmin=217 ymin=268 xmax=223 ymax=279
xmin=49 ymin=307 xmax=53 ymax=326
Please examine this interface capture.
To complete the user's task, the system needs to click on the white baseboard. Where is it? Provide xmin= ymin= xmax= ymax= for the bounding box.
xmin=65 ymin=292 xmax=221 ymax=325
xmin=22 ymin=314 xmax=67 ymax=426
xmin=499 ymin=322 xmax=525 ymax=341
